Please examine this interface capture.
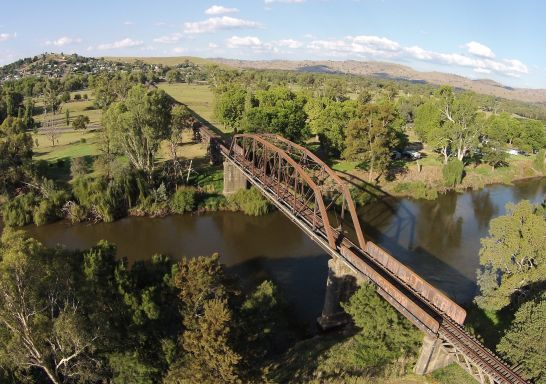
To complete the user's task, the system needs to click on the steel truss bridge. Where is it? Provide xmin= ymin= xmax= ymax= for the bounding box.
xmin=199 ymin=128 xmax=528 ymax=384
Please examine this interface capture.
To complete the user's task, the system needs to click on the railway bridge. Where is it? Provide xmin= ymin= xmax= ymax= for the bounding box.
xmin=197 ymin=126 xmax=529 ymax=384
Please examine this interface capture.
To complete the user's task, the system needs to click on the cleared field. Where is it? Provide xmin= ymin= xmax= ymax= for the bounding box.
xmin=34 ymin=89 xmax=101 ymax=129
xmin=157 ymin=83 xmax=223 ymax=129
xmin=33 ymin=131 xmax=99 ymax=161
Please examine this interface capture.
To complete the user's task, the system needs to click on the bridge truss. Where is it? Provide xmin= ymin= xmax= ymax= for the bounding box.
xmin=218 ymin=133 xmax=528 ymax=384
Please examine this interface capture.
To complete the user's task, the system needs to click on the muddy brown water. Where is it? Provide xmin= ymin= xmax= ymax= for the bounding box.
xmin=13 ymin=177 xmax=546 ymax=322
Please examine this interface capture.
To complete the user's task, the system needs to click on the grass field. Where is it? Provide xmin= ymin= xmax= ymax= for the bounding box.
xmin=157 ymin=83 xmax=223 ymax=129
xmin=33 ymin=130 xmax=99 ymax=161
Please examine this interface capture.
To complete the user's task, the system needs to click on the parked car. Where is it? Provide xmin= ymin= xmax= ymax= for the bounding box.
xmin=402 ymin=150 xmax=422 ymax=160
xmin=504 ymin=148 xmax=527 ymax=156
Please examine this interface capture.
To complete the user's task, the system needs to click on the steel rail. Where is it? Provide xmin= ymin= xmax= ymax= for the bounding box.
xmin=216 ymin=132 xmax=529 ymax=384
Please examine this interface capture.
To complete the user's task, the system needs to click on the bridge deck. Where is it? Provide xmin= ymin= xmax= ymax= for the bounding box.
xmin=197 ymin=127 xmax=528 ymax=384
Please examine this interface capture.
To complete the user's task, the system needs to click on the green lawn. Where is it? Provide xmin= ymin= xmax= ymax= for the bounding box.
xmin=158 ymin=83 xmax=223 ymax=129
xmin=33 ymin=131 xmax=99 ymax=161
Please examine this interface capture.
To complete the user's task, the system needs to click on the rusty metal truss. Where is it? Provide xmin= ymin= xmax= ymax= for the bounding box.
xmin=219 ymin=132 xmax=529 ymax=384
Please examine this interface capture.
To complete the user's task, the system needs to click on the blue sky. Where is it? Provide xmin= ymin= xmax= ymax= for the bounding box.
xmin=1 ymin=0 xmax=545 ymax=88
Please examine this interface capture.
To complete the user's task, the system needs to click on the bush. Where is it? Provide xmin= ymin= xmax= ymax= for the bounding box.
xmin=70 ymin=157 xmax=88 ymax=179
xmin=392 ymin=181 xmax=438 ymax=200
xmin=227 ymin=187 xmax=270 ymax=216
xmin=1 ymin=193 xmax=37 ymax=226
xmin=341 ymin=284 xmax=421 ymax=375
xmin=33 ymin=189 xmax=70 ymax=226
xmin=532 ymin=149 xmax=545 ymax=175
xmin=443 ymin=159 xmax=464 ymax=188
xmin=74 ymin=93 xmax=82 ymax=101
xmin=198 ymin=194 xmax=226 ymax=212
xmin=171 ymin=187 xmax=197 ymax=214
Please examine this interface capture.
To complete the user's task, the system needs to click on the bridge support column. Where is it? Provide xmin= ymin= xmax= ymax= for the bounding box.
xmin=414 ymin=335 xmax=452 ymax=375
xmin=317 ymin=257 xmax=359 ymax=330
xmin=223 ymin=161 xmax=248 ymax=195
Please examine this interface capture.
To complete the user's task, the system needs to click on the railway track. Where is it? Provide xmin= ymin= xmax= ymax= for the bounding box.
xmin=210 ymin=130 xmax=531 ymax=384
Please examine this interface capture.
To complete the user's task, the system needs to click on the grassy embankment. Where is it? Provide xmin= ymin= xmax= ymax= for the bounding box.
xmin=268 ymin=329 xmax=473 ymax=384
xmin=36 ymin=83 xmax=542 ymax=198
xmin=32 ymin=84 xmax=217 ymax=182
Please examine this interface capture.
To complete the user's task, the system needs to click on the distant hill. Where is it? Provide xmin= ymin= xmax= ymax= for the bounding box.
xmin=210 ymin=59 xmax=546 ymax=104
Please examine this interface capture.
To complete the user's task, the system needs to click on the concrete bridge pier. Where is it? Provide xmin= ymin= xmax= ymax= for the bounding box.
xmin=317 ymin=257 xmax=358 ymax=330
xmin=318 ymin=257 xmax=452 ymax=376
xmin=414 ymin=335 xmax=453 ymax=375
xmin=223 ymin=161 xmax=248 ymax=195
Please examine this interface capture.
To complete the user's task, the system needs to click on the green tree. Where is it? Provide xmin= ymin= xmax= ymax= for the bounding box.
xmin=169 ymin=104 xmax=193 ymax=182
xmin=475 ymin=201 xmax=546 ymax=311
xmin=44 ymin=78 xmax=62 ymax=115
xmin=414 ymin=86 xmax=483 ymax=163
xmin=72 ymin=114 xmax=90 ymax=130
xmin=0 ymin=229 xmax=100 ymax=384
xmin=242 ymin=86 xmax=309 ymax=142
xmin=179 ymin=298 xmax=241 ymax=383
xmin=165 ymin=69 xmax=182 ymax=84
xmin=70 ymin=157 xmax=88 ymax=179
xmin=215 ymin=85 xmax=247 ymax=132
xmin=343 ymin=101 xmax=400 ymax=181
xmin=102 ymin=85 xmax=173 ymax=179
xmin=65 ymin=108 xmax=70 ymax=126
xmin=308 ymin=98 xmax=357 ymax=156
xmin=516 ymin=119 xmax=546 ymax=153
xmin=0 ymin=116 xmax=33 ymax=194
xmin=414 ymin=100 xmax=450 ymax=163
xmin=442 ymin=159 xmax=464 ymax=187
xmin=167 ymin=254 xmax=242 ymax=383
xmin=342 ymin=285 xmax=420 ymax=374
xmin=497 ymin=293 xmax=546 ymax=384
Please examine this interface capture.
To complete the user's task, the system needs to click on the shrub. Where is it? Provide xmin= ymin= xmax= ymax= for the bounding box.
xmin=532 ymin=149 xmax=545 ymax=175
xmin=227 ymin=187 xmax=270 ymax=216
xmin=392 ymin=181 xmax=438 ymax=200
xmin=33 ymin=189 xmax=70 ymax=226
xmin=1 ymin=193 xmax=37 ymax=226
xmin=442 ymin=159 xmax=464 ymax=188
xmin=198 ymin=194 xmax=226 ymax=212
xmin=342 ymin=284 xmax=421 ymax=375
xmin=171 ymin=187 xmax=197 ymax=214
xmin=74 ymin=93 xmax=82 ymax=101
xmin=70 ymin=157 xmax=88 ymax=179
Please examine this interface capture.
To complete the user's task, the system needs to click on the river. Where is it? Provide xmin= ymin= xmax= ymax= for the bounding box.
xmin=18 ymin=177 xmax=546 ymax=323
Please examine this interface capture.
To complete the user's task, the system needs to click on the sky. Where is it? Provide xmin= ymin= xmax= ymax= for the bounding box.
xmin=1 ymin=0 xmax=545 ymax=88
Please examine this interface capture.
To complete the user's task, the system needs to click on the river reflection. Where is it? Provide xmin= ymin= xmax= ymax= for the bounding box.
xmin=19 ymin=177 xmax=546 ymax=322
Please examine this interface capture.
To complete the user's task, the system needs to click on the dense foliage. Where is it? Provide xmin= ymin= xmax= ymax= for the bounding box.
xmin=341 ymin=285 xmax=421 ymax=374
xmin=475 ymin=200 xmax=546 ymax=311
xmin=0 ymin=230 xmax=297 ymax=384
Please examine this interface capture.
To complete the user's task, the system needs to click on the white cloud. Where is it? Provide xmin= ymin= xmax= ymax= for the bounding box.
xmin=124 ymin=21 xmax=135 ymax=26
xmin=265 ymin=0 xmax=305 ymax=3
xmin=208 ymin=42 xmax=219 ymax=48
xmin=0 ymin=32 xmax=16 ymax=42
xmin=273 ymin=39 xmax=303 ymax=49
xmin=172 ymin=47 xmax=186 ymax=54
xmin=154 ymin=33 xmax=183 ymax=44
xmin=307 ymin=35 xmax=400 ymax=57
xmin=45 ymin=36 xmax=82 ymax=47
xmin=184 ymin=16 xmax=260 ymax=34
xmin=93 ymin=38 xmax=143 ymax=50
xmin=305 ymin=34 xmax=527 ymax=77
xmin=205 ymin=5 xmax=239 ymax=15
xmin=227 ymin=35 xmax=262 ymax=48
xmin=465 ymin=41 xmax=495 ymax=58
